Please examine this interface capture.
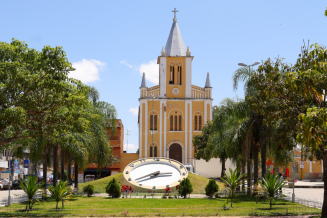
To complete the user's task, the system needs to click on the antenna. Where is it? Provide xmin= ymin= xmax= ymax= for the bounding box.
xmin=126 ymin=129 xmax=131 ymax=153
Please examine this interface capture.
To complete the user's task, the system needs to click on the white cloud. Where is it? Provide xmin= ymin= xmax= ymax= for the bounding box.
xmin=120 ymin=60 xmax=133 ymax=69
xmin=139 ymin=60 xmax=159 ymax=85
xmin=70 ymin=59 xmax=106 ymax=83
xmin=129 ymin=107 xmax=138 ymax=116
xmin=124 ymin=143 xmax=138 ymax=153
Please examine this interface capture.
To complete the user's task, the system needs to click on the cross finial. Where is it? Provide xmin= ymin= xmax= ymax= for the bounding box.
xmin=172 ymin=8 xmax=178 ymax=19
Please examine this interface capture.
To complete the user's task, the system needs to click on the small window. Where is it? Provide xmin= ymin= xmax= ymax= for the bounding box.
xmin=169 ymin=66 xmax=175 ymax=84
xmin=150 ymin=115 xmax=153 ymax=130
xmin=194 ymin=116 xmax=198 ymax=131
xmin=177 ymin=66 xmax=182 ymax=85
xmin=150 ymin=146 xmax=153 ymax=157
xmin=179 ymin=115 xmax=182 ymax=131
xmin=199 ymin=116 xmax=202 ymax=130
xmin=174 ymin=115 xmax=177 ymax=131
xmin=154 ymin=115 xmax=157 ymax=130
xmin=154 ymin=146 xmax=157 ymax=157
xmin=170 ymin=115 xmax=173 ymax=131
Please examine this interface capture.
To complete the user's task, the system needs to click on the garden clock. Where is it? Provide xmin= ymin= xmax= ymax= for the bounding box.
xmin=123 ymin=158 xmax=188 ymax=190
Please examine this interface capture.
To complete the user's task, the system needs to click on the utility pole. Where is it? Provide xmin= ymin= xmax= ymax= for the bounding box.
xmin=126 ymin=129 xmax=131 ymax=153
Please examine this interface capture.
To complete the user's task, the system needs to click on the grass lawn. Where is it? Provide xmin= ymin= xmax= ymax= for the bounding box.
xmin=78 ymin=172 xmax=224 ymax=194
xmin=0 ymin=195 xmax=321 ymax=217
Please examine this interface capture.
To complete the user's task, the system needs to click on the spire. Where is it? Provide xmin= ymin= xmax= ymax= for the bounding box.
xmin=165 ymin=8 xmax=186 ymax=56
xmin=140 ymin=72 xmax=147 ymax=88
xmin=205 ymin=72 xmax=211 ymax=88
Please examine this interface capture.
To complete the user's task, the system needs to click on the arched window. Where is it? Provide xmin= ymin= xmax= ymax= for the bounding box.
xmin=177 ymin=66 xmax=182 ymax=85
xmin=199 ymin=116 xmax=202 ymax=130
xmin=169 ymin=66 xmax=175 ymax=84
xmin=150 ymin=146 xmax=153 ymax=157
xmin=179 ymin=115 xmax=182 ymax=131
xmin=154 ymin=146 xmax=157 ymax=157
xmin=154 ymin=115 xmax=157 ymax=130
xmin=174 ymin=115 xmax=177 ymax=131
xmin=150 ymin=115 xmax=153 ymax=130
xmin=170 ymin=115 xmax=173 ymax=131
xmin=194 ymin=116 xmax=198 ymax=131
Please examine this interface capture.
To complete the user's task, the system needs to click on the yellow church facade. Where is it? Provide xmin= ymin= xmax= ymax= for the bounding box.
xmin=138 ymin=10 xmax=213 ymax=168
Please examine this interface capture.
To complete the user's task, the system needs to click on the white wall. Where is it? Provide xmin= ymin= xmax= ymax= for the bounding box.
xmin=195 ymin=158 xmax=236 ymax=178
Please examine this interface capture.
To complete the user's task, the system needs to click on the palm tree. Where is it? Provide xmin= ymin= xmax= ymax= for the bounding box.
xmin=20 ymin=175 xmax=44 ymax=209
xmin=258 ymin=173 xmax=286 ymax=208
xmin=221 ymin=169 xmax=246 ymax=207
xmin=48 ymin=180 xmax=73 ymax=209
xmin=233 ymin=66 xmax=265 ymax=192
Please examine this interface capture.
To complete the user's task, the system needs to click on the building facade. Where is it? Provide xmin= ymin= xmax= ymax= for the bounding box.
xmin=138 ymin=12 xmax=213 ymax=168
xmin=84 ymin=119 xmax=125 ymax=178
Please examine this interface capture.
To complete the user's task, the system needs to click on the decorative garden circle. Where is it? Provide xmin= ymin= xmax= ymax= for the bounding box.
xmin=123 ymin=158 xmax=188 ymax=190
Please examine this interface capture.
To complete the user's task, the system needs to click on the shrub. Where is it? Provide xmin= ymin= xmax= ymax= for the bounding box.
xmin=205 ymin=179 xmax=219 ymax=198
xmin=48 ymin=180 xmax=73 ymax=209
xmin=20 ymin=175 xmax=44 ymax=209
xmin=178 ymin=178 xmax=193 ymax=198
xmin=221 ymin=168 xmax=246 ymax=208
xmin=258 ymin=173 xmax=286 ymax=208
xmin=83 ymin=184 xmax=94 ymax=197
xmin=105 ymin=178 xmax=121 ymax=198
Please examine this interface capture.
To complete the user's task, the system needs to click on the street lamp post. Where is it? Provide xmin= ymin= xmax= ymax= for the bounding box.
xmin=8 ymin=144 xmax=22 ymax=206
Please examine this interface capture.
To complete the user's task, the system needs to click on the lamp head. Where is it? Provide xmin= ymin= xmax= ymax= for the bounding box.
xmin=238 ymin=63 xmax=247 ymax=67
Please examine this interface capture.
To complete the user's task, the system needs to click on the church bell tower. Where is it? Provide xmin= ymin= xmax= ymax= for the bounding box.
xmin=138 ymin=8 xmax=213 ymax=168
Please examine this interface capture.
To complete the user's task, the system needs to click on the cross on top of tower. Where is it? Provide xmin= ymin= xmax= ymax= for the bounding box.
xmin=172 ymin=8 xmax=178 ymax=20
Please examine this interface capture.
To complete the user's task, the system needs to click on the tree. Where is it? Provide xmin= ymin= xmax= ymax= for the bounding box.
xmin=19 ymin=175 xmax=44 ymax=209
xmin=83 ymin=184 xmax=94 ymax=197
xmin=178 ymin=178 xmax=193 ymax=198
xmin=221 ymin=169 xmax=245 ymax=207
xmin=205 ymin=179 xmax=219 ymax=198
xmin=0 ymin=39 xmax=89 ymax=146
xmin=48 ymin=180 xmax=73 ymax=209
xmin=106 ymin=178 xmax=121 ymax=198
xmin=248 ymin=43 xmax=327 ymax=216
xmin=258 ymin=173 xmax=286 ymax=208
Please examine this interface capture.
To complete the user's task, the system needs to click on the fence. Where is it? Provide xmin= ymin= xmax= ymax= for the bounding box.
xmin=0 ymin=192 xmax=42 ymax=205
xmin=281 ymin=194 xmax=323 ymax=209
xmin=0 ymin=205 xmax=321 ymax=217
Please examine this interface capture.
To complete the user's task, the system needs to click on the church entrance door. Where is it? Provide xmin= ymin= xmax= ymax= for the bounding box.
xmin=169 ymin=144 xmax=183 ymax=163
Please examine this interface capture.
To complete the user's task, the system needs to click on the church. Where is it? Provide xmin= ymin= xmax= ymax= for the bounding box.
xmin=138 ymin=9 xmax=213 ymax=170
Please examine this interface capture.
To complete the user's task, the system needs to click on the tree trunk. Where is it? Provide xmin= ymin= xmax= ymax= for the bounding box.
xmin=241 ymin=159 xmax=245 ymax=192
xmin=98 ymin=168 xmax=102 ymax=179
xmin=321 ymin=148 xmax=327 ymax=217
xmin=261 ymin=131 xmax=267 ymax=177
xmin=253 ymin=144 xmax=259 ymax=185
xmin=221 ymin=159 xmax=226 ymax=178
xmin=67 ymin=155 xmax=72 ymax=182
xmin=236 ymin=161 xmax=241 ymax=191
xmin=53 ymin=144 xmax=58 ymax=187
xmin=60 ymin=149 xmax=65 ymax=181
xmin=42 ymin=144 xmax=49 ymax=190
xmin=247 ymin=134 xmax=252 ymax=195
xmin=42 ymin=151 xmax=47 ymax=189
xmin=74 ymin=162 xmax=79 ymax=189
xmin=242 ymin=139 xmax=247 ymax=193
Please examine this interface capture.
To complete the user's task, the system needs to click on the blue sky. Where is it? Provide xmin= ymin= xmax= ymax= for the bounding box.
xmin=1 ymin=1 xmax=326 ymax=152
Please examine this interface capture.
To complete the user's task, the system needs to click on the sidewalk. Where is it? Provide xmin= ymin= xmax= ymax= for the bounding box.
xmin=291 ymin=181 xmax=324 ymax=188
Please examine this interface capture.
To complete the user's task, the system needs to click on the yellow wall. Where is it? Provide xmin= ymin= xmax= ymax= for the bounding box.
xmin=120 ymin=153 xmax=139 ymax=172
